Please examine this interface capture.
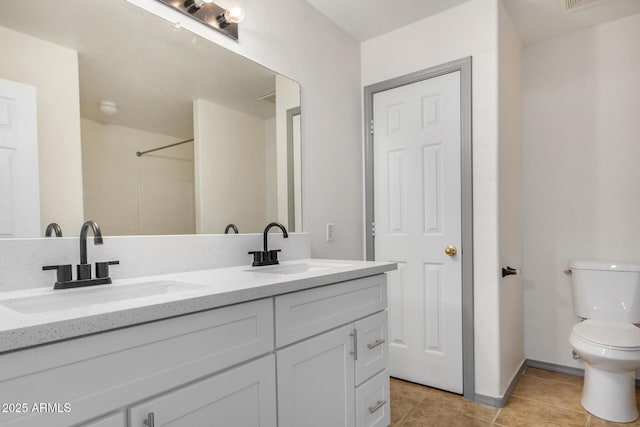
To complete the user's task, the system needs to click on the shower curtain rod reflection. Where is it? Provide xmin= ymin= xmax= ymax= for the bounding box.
xmin=135 ymin=138 xmax=194 ymax=157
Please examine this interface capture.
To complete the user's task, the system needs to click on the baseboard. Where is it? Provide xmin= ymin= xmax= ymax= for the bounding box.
xmin=525 ymin=359 xmax=585 ymax=377
xmin=474 ymin=359 xmax=526 ymax=408
xmin=525 ymin=358 xmax=640 ymax=388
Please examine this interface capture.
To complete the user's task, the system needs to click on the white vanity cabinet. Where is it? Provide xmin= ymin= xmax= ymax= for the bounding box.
xmin=0 ymin=270 xmax=391 ymax=427
xmin=275 ymin=275 xmax=389 ymax=427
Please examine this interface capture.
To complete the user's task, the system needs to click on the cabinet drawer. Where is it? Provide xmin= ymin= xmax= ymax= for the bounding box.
xmin=0 ymin=299 xmax=274 ymax=427
xmin=83 ymin=412 xmax=125 ymax=427
xmin=355 ymin=311 xmax=388 ymax=386
xmin=129 ymin=354 xmax=276 ymax=427
xmin=275 ymin=274 xmax=387 ymax=346
xmin=355 ymin=369 xmax=390 ymax=427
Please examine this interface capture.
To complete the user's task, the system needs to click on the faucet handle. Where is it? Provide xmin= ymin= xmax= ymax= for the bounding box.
xmin=248 ymin=250 xmax=281 ymax=267
xmin=43 ymin=264 xmax=73 ymax=283
xmin=96 ymin=260 xmax=120 ymax=279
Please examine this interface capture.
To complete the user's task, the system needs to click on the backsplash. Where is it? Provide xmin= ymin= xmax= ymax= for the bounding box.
xmin=0 ymin=233 xmax=310 ymax=292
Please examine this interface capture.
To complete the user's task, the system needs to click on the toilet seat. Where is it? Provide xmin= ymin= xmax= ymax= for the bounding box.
xmin=572 ymin=320 xmax=640 ymax=350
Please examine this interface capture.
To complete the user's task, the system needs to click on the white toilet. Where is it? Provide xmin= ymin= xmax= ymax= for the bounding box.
xmin=568 ymin=260 xmax=640 ymax=423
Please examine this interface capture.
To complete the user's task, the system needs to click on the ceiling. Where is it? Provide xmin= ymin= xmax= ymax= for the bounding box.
xmin=305 ymin=0 xmax=471 ymax=42
xmin=306 ymin=0 xmax=640 ymax=44
xmin=503 ymin=0 xmax=640 ymax=44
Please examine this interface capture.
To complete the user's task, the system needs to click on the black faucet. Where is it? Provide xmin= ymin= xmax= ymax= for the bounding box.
xmin=45 ymin=223 xmax=63 ymax=237
xmin=224 ymin=223 xmax=239 ymax=234
xmin=249 ymin=222 xmax=289 ymax=267
xmin=263 ymin=222 xmax=288 ymax=251
xmin=78 ymin=220 xmax=103 ymax=279
xmin=42 ymin=219 xmax=119 ymax=289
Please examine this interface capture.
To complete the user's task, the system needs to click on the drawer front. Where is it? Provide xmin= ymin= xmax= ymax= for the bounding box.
xmin=355 ymin=369 xmax=390 ymax=427
xmin=0 ymin=299 xmax=274 ymax=427
xmin=355 ymin=311 xmax=388 ymax=386
xmin=83 ymin=412 xmax=126 ymax=427
xmin=129 ymin=354 xmax=276 ymax=427
xmin=275 ymin=274 xmax=387 ymax=347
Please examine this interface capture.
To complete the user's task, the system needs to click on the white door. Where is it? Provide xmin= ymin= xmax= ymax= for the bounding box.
xmin=277 ymin=324 xmax=355 ymax=427
xmin=373 ymin=71 xmax=462 ymax=393
xmin=0 ymin=78 xmax=40 ymax=238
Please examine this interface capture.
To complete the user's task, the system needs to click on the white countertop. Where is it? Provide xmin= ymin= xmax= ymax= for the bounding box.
xmin=0 ymin=259 xmax=395 ymax=353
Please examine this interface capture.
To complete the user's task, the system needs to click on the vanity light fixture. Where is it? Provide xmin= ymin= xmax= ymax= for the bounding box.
xmin=157 ymin=0 xmax=245 ymax=41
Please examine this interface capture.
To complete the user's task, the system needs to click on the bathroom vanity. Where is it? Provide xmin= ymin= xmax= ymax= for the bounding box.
xmin=0 ymin=260 xmax=395 ymax=427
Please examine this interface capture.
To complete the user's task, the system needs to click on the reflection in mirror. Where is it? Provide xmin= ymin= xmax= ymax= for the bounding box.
xmin=0 ymin=0 xmax=301 ymax=238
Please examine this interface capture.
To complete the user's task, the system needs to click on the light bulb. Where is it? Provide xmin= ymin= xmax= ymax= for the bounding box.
xmin=223 ymin=2 xmax=245 ymax=24
xmin=193 ymin=0 xmax=214 ymax=8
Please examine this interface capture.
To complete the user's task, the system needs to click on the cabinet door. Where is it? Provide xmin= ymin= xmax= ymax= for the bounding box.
xmin=355 ymin=311 xmax=388 ymax=386
xmin=277 ymin=324 xmax=356 ymax=427
xmin=128 ymin=355 xmax=276 ymax=427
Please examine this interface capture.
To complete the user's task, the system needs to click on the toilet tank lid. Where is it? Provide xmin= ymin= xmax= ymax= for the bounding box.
xmin=569 ymin=260 xmax=640 ymax=272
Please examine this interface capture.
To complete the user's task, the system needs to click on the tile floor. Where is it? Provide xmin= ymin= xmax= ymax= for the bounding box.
xmin=390 ymin=367 xmax=640 ymax=426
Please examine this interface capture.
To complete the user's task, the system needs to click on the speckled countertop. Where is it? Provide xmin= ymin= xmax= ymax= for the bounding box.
xmin=0 ymin=259 xmax=395 ymax=353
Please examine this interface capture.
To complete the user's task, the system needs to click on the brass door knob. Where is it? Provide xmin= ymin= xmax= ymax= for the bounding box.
xmin=445 ymin=245 xmax=457 ymax=256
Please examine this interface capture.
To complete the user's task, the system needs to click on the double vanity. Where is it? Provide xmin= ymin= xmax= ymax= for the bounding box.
xmin=0 ymin=259 xmax=395 ymax=427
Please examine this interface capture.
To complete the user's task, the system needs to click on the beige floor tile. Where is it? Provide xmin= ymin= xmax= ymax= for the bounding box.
xmin=524 ymin=367 xmax=584 ymax=387
xmin=495 ymin=396 xmax=587 ymax=427
xmin=412 ymin=387 xmax=498 ymax=423
xmin=511 ymin=373 xmax=584 ymax=412
xmin=398 ymin=404 xmax=492 ymax=427
xmin=390 ymin=378 xmax=433 ymax=425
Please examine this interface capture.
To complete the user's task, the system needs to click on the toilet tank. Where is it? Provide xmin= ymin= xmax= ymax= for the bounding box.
xmin=569 ymin=260 xmax=640 ymax=323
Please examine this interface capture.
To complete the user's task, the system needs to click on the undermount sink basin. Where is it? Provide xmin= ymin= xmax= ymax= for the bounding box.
xmin=251 ymin=262 xmax=351 ymax=275
xmin=1 ymin=281 xmax=204 ymax=314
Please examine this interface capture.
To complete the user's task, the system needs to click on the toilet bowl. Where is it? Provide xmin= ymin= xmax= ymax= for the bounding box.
xmin=568 ymin=260 xmax=640 ymax=423
xmin=569 ymin=320 xmax=640 ymax=422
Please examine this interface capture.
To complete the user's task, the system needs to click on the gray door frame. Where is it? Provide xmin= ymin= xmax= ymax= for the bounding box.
xmin=286 ymin=106 xmax=301 ymax=231
xmin=363 ymin=56 xmax=474 ymax=400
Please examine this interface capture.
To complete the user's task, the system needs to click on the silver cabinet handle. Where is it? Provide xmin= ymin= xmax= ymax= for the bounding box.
xmin=368 ymin=400 xmax=387 ymax=414
xmin=350 ymin=330 xmax=358 ymax=361
xmin=144 ymin=412 xmax=155 ymax=427
xmin=367 ymin=339 xmax=386 ymax=350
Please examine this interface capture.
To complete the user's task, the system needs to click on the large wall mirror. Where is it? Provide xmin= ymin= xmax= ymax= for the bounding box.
xmin=0 ymin=0 xmax=301 ymax=238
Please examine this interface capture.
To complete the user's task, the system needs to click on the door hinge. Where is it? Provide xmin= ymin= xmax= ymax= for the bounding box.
xmin=371 ymin=221 xmax=375 ymax=238
xmin=370 ymin=119 xmax=374 ymax=135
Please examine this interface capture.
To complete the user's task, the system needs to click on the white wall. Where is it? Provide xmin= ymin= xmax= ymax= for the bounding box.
xmin=523 ymin=13 xmax=640 ymax=368
xmin=362 ymin=0 xmax=503 ymax=397
xmin=0 ymin=25 xmax=84 ymax=235
xmin=498 ymin=0 xmax=524 ymax=393
xmin=81 ymin=118 xmax=194 ymax=236
xmin=128 ymin=0 xmax=363 ymax=259
xmin=194 ymin=99 xmax=267 ymax=234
